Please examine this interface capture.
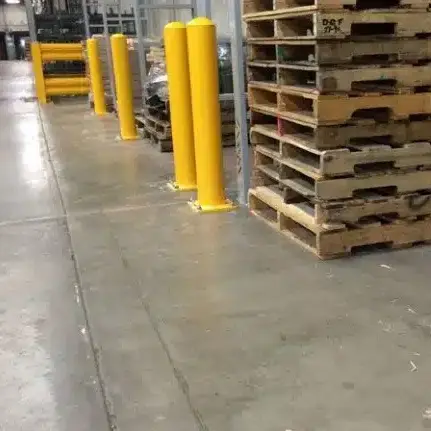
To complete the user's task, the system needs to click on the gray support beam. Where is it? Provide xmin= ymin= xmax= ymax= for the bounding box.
xmin=101 ymin=0 xmax=117 ymax=110
xmin=82 ymin=0 xmax=91 ymax=38
xmin=195 ymin=0 xmax=210 ymax=17
xmin=133 ymin=0 xmax=148 ymax=96
xmin=228 ymin=0 xmax=249 ymax=206
xmin=24 ymin=0 xmax=37 ymax=42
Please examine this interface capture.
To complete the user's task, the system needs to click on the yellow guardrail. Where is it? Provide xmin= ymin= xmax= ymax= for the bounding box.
xmin=31 ymin=42 xmax=90 ymax=103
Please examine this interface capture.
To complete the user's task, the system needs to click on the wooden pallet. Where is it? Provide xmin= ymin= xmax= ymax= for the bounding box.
xmin=247 ymin=39 xmax=431 ymax=66
xmin=252 ymin=180 xmax=431 ymax=225
xmin=248 ymin=63 xmax=431 ymax=94
xmin=250 ymin=114 xmax=431 ymax=149
xmin=253 ymin=149 xmax=431 ymax=200
xmin=249 ymin=83 xmax=431 ymax=125
xmin=243 ymin=0 xmax=429 ymax=16
xmin=136 ymin=112 xmax=171 ymax=140
xmin=249 ymin=186 xmax=431 ymax=259
xmin=282 ymin=38 xmax=431 ymax=66
xmin=245 ymin=10 xmax=431 ymax=40
xmin=140 ymin=127 xmax=173 ymax=152
xmin=252 ymin=128 xmax=431 ymax=177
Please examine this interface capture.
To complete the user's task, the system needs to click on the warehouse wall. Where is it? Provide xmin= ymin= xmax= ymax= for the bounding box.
xmin=0 ymin=4 xmax=28 ymax=32
xmin=119 ymin=0 xmax=234 ymax=39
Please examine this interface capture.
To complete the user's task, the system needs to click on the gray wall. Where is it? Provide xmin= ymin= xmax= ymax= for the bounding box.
xmin=0 ymin=4 xmax=29 ymax=32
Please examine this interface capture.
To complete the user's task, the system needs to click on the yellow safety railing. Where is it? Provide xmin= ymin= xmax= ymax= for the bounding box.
xmin=31 ymin=42 xmax=90 ymax=104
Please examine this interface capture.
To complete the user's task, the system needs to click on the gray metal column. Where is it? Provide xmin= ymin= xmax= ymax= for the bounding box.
xmin=101 ymin=0 xmax=117 ymax=110
xmin=228 ymin=0 xmax=249 ymax=205
xmin=132 ymin=0 xmax=148 ymax=93
xmin=24 ymin=0 xmax=37 ymax=42
xmin=82 ymin=0 xmax=91 ymax=38
xmin=195 ymin=0 xmax=210 ymax=17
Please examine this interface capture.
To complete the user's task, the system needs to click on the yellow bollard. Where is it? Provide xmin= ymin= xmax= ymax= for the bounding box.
xmin=187 ymin=18 xmax=235 ymax=213
xmin=110 ymin=34 xmax=138 ymax=140
xmin=164 ymin=22 xmax=197 ymax=191
xmin=87 ymin=38 xmax=107 ymax=116
xmin=31 ymin=42 xmax=47 ymax=104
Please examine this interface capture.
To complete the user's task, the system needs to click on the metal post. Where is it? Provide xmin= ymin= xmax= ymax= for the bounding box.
xmin=165 ymin=22 xmax=196 ymax=191
xmin=24 ymin=0 xmax=37 ymax=42
xmin=87 ymin=38 xmax=107 ymax=115
xmin=132 ymin=0 xmax=148 ymax=94
xmin=31 ymin=42 xmax=47 ymax=103
xmin=187 ymin=17 xmax=235 ymax=213
xmin=195 ymin=0 xmax=210 ymax=17
xmin=228 ymin=0 xmax=249 ymax=206
xmin=101 ymin=0 xmax=117 ymax=110
xmin=82 ymin=0 xmax=91 ymax=38
xmin=111 ymin=34 xmax=138 ymax=140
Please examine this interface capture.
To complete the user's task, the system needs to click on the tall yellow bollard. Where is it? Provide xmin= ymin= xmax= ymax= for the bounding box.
xmin=31 ymin=42 xmax=47 ymax=104
xmin=110 ymin=34 xmax=138 ymax=140
xmin=187 ymin=18 xmax=235 ymax=213
xmin=87 ymin=38 xmax=107 ymax=116
xmin=164 ymin=22 xmax=197 ymax=191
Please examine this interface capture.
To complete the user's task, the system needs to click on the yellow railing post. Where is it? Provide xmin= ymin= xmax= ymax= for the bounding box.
xmin=31 ymin=42 xmax=47 ymax=104
xmin=164 ymin=22 xmax=197 ymax=191
xmin=110 ymin=34 xmax=138 ymax=141
xmin=186 ymin=18 xmax=235 ymax=213
xmin=87 ymin=38 xmax=107 ymax=116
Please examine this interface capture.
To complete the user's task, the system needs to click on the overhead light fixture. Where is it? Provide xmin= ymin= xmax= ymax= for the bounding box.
xmin=5 ymin=0 xmax=21 ymax=4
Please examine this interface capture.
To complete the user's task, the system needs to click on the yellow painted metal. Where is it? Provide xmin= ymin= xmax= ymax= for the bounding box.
xmin=31 ymin=42 xmax=47 ymax=104
xmin=45 ymin=76 xmax=89 ymax=96
xmin=164 ymin=22 xmax=196 ymax=191
xmin=110 ymin=34 xmax=138 ymax=141
xmin=87 ymin=38 xmax=107 ymax=115
xmin=187 ymin=18 xmax=235 ymax=213
xmin=40 ymin=43 xmax=84 ymax=61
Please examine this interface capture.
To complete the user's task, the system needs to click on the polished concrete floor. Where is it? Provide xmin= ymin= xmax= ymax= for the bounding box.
xmin=2 ymin=61 xmax=431 ymax=431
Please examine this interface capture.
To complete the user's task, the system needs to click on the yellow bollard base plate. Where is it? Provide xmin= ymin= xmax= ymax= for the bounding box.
xmin=167 ymin=181 xmax=197 ymax=192
xmin=188 ymin=199 xmax=236 ymax=214
xmin=121 ymin=134 xmax=139 ymax=141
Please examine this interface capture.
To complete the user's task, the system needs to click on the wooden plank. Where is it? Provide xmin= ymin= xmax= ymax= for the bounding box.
xmin=277 ymin=63 xmax=431 ymax=94
xmin=245 ymin=10 xmax=431 ymax=40
xmin=276 ymin=86 xmax=431 ymax=126
xmin=276 ymin=38 xmax=431 ymax=65
xmin=249 ymin=186 xmax=431 ymax=259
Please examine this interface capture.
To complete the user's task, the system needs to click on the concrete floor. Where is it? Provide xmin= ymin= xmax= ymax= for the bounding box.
xmin=2 ymin=61 xmax=431 ymax=431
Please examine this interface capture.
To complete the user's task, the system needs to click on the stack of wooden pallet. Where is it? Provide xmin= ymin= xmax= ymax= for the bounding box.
xmin=136 ymin=100 xmax=238 ymax=153
xmin=136 ymin=46 xmax=238 ymax=152
xmin=244 ymin=0 xmax=431 ymax=259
